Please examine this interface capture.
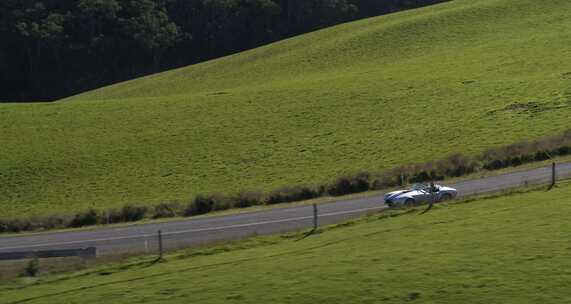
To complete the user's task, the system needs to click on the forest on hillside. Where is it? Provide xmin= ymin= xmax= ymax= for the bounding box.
xmin=0 ymin=0 xmax=445 ymax=102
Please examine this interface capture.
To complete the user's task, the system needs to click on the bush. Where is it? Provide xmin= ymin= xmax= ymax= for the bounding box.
xmin=0 ymin=216 xmax=70 ymax=233
xmin=70 ymin=209 xmax=98 ymax=228
xmin=0 ymin=219 xmax=7 ymax=233
xmin=105 ymin=209 xmax=124 ymax=224
xmin=38 ymin=214 xmax=71 ymax=230
xmin=483 ymin=159 xmax=506 ymax=170
xmin=510 ymin=155 xmax=523 ymax=166
xmin=267 ymin=185 xmax=321 ymax=204
xmin=327 ymin=173 xmax=370 ymax=196
xmin=437 ymin=154 xmax=479 ymax=177
xmin=513 ymin=154 xmax=534 ymax=166
xmin=231 ymin=191 xmax=263 ymax=208
xmin=371 ymin=175 xmax=399 ymax=190
xmin=153 ymin=202 xmax=182 ymax=219
xmin=554 ymin=146 xmax=571 ymax=156
xmin=105 ymin=205 xmax=148 ymax=223
xmin=388 ymin=166 xmax=411 ymax=186
xmin=480 ymin=129 xmax=571 ymax=172
xmin=5 ymin=218 xmax=33 ymax=232
xmin=534 ymin=150 xmax=550 ymax=161
xmin=24 ymin=257 xmax=40 ymax=277
xmin=120 ymin=205 xmax=148 ymax=222
xmin=409 ymin=170 xmax=432 ymax=183
xmin=185 ymin=194 xmax=228 ymax=216
xmin=19 ymin=218 xmax=35 ymax=231
xmin=213 ymin=196 xmax=233 ymax=211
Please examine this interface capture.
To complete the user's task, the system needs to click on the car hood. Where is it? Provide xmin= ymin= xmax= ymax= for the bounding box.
xmin=384 ymin=190 xmax=412 ymax=200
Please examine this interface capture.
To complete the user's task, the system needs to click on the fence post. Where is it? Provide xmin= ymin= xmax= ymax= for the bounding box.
xmin=80 ymin=247 xmax=97 ymax=260
xmin=158 ymin=230 xmax=163 ymax=259
xmin=313 ymin=204 xmax=318 ymax=230
xmin=551 ymin=162 xmax=556 ymax=187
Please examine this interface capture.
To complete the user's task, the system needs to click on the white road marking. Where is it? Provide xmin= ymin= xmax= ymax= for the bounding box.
xmin=2 ymin=165 xmax=570 ymax=253
xmin=0 ymin=206 xmax=387 ymax=251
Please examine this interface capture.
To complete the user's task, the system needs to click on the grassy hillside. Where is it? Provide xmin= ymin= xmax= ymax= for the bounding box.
xmin=3 ymin=182 xmax=571 ymax=303
xmin=2 ymin=0 xmax=571 ymax=217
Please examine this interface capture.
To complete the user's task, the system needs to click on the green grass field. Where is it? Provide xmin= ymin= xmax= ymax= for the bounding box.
xmin=2 ymin=0 xmax=571 ymax=217
xmin=3 ymin=182 xmax=571 ymax=303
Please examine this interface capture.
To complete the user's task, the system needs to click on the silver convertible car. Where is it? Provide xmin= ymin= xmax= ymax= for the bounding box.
xmin=384 ymin=183 xmax=458 ymax=207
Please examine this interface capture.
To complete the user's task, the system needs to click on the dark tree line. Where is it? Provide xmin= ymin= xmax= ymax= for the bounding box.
xmin=0 ymin=0 xmax=445 ymax=102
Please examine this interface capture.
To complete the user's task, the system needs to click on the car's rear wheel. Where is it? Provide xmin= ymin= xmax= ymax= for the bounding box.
xmin=404 ymin=198 xmax=416 ymax=207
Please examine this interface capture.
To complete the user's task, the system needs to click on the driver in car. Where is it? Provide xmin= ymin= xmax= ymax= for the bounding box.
xmin=429 ymin=182 xmax=438 ymax=193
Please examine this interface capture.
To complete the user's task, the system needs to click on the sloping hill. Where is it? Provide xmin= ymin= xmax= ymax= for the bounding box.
xmin=3 ymin=183 xmax=571 ymax=303
xmin=2 ymin=0 xmax=571 ymax=217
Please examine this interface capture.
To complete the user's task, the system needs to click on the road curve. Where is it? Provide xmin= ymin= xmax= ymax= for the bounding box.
xmin=1 ymin=162 xmax=570 ymax=256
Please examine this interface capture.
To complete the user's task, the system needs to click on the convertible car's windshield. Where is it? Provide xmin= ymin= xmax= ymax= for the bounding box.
xmin=411 ymin=183 xmax=428 ymax=191
xmin=410 ymin=183 xmax=440 ymax=191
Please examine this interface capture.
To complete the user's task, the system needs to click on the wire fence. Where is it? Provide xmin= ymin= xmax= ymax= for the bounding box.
xmin=0 ymin=204 xmax=386 ymax=258
xmin=454 ymin=161 xmax=571 ymax=197
xmin=1 ymin=162 xmax=570 ymax=260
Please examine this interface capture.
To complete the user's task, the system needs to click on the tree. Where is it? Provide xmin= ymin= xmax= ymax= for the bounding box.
xmin=69 ymin=0 xmax=122 ymax=90
xmin=0 ymin=0 xmax=447 ymax=101
xmin=276 ymin=0 xmax=357 ymax=35
xmin=198 ymin=0 xmax=281 ymax=56
xmin=75 ymin=0 xmax=121 ymax=49
xmin=13 ymin=1 xmax=67 ymax=97
xmin=121 ymin=0 xmax=183 ymax=72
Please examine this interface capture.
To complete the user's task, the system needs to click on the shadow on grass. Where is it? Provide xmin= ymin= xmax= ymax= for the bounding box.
xmin=295 ymin=228 xmax=320 ymax=242
xmin=144 ymin=257 xmax=164 ymax=268
xmin=419 ymin=203 xmax=434 ymax=215
xmin=546 ymin=183 xmax=558 ymax=191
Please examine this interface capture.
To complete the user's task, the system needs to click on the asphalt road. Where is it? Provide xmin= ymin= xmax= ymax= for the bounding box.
xmin=1 ymin=162 xmax=570 ymax=257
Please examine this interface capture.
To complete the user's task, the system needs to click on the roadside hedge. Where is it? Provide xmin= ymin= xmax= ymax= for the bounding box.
xmin=1 ymin=129 xmax=570 ymax=233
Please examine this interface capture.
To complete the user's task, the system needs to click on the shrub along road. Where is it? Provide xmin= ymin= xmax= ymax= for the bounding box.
xmin=1 ymin=162 xmax=570 ymax=256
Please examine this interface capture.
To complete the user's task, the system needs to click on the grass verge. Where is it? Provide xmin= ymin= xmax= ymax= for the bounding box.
xmin=2 ymin=180 xmax=571 ymax=303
